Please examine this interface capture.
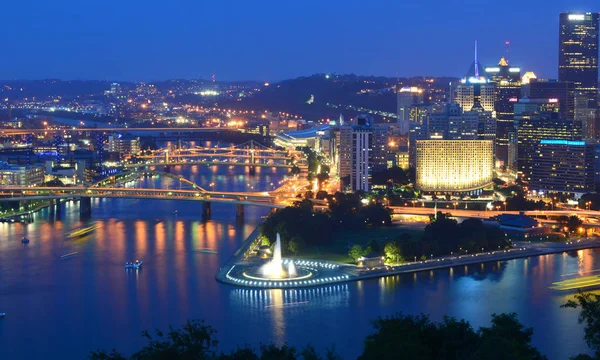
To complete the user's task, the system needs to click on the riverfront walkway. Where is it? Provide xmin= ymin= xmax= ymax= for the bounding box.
xmin=217 ymin=233 xmax=600 ymax=288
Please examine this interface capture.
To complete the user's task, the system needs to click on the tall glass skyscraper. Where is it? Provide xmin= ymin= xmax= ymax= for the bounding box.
xmin=559 ymin=12 xmax=599 ymax=111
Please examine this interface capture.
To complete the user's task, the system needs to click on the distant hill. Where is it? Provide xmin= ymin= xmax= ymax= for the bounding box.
xmin=215 ymin=74 xmax=458 ymax=122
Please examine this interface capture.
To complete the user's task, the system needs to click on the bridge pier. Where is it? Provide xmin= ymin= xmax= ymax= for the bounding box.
xmin=80 ymin=197 xmax=92 ymax=220
xmin=202 ymin=201 xmax=212 ymax=220
xmin=49 ymin=199 xmax=55 ymax=216
xmin=249 ymin=166 xmax=256 ymax=176
xmin=236 ymin=204 xmax=245 ymax=220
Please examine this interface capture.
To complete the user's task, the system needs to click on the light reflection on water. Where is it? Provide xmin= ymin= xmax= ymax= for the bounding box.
xmin=0 ymin=165 xmax=597 ymax=359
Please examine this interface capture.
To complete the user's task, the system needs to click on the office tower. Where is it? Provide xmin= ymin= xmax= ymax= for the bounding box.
xmin=338 ymin=118 xmax=389 ymax=192
xmin=575 ymin=91 xmax=596 ymax=139
xmin=408 ymin=104 xmax=434 ymax=167
xmin=531 ymin=139 xmax=595 ymax=194
xmin=415 ymin=140 xmax=494 ymax=193
xmin=485 ymin=57 xmax=521 ymax=166
xmin=429 ymin=103 xmax=478 ymax=140
xmin=559 ymin=13 xmax=599 ymax=112
xmin=455 ymin=42 xmax=496 ymax=112
xmin=529 ymin=79 xmax=576 ymax=120
xmin=515 ymin=99 xmax=580 ymax=181
xmin=397 ymin=87 xmax=425 ymax=135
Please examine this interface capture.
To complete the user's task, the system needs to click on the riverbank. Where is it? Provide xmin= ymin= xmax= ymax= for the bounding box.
xmin=352 ymin=238 xmax=600 ymax=282
xmin=1 ymin=200 xmax=52 ymax=221
xmin=217 ymin=228 xmax=600 ymax=288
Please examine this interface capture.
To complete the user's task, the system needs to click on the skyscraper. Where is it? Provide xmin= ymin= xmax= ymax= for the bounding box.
xmin=455 ymin=42 xmax=496 ymax=112
xmin=485 ymin=57 xmax=521 ymax=166
xmin=397 ymin=87 xmax=425 ymax=135
xmin=531 ymin=139 xmax=595 ymax=194
xmin=559 ymin=13 xmax=599 ymax=112
xmin=514 ymin=99 xmax=580 ymax=181
xmin=529 ymin=79 xmax=575 ymax=120
xmin=338 ymin=117 xmax=388 ymax=191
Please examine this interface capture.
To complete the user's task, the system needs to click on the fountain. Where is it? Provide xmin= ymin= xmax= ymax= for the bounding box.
xmin=242 ymin=233 xmax=312 ymax=281
xmin=261 ymin=234 xmax=284 ymax=278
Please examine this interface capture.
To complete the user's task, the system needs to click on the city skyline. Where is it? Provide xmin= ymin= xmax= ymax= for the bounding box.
xmin=0 ymin=0 xmax=598 ymax=82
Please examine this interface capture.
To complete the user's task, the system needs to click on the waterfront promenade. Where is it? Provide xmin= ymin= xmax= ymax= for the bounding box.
xmin=217 ymin=233 xmax=600 ymax=288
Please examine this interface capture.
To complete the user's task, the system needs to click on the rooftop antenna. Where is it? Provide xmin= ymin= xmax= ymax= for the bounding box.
xmin=505 ymin=41 xmax=510 ymax=62
xmin=474 ymin=40 xmax=479 ymax=77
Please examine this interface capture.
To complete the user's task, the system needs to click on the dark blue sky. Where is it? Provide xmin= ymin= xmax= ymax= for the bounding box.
xmin=1 ymin=0 xmax=597 ymax=81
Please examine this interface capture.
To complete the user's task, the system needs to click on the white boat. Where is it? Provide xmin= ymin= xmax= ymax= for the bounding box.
xmin=125 ymin=260 xmax=143 ymax=269
xmin=21 ymin=237 xmax=30 ymax=244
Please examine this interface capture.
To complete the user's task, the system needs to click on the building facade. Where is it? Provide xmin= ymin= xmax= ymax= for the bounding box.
xmin=0 ymin=164 xmax=45 ymax=186
xmin=529 ymin=79 xmax=576 ymax=120
xmin=559 ymin=12 xmax=599 ymax=112
xmin=338 ymin=121 xmax=388 ymax=192
xmin=515 ymin=99 xmax=580 ymax=181
xmin=415 ymin=140 xmax=494 ymax=192
xmin=485 ymin=57 xmax=522 ymax=167
xmin=531 ymin=139 xmax=595 ymax=194
xmin=397 ymin=87 xmax=425 ymax=135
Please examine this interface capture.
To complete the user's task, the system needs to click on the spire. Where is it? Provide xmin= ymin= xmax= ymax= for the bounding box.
xmin=498 ymin=57 xmax=509 ymax=67
xmin=474 ymin=41 xmax=479 ymax=77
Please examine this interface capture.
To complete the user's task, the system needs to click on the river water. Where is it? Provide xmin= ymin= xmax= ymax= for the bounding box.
xmin=0 ymin=164 xmax=594 ymax=359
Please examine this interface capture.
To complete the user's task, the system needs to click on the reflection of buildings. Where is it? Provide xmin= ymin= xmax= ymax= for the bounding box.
xmin=415 ymin=140 xmax=493 ymax=193
xmin=531 ymin=139 xmax=595 ymax=195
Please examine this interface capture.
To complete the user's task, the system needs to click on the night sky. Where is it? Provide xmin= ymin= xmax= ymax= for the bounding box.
xmin=1 ymin=0 xmax=598 ymax=81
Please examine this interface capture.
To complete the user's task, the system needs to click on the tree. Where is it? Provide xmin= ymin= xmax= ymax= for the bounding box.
xmin=359 ymin=313 xmax=545 ymax=360
xmin=383 ymin=242 xmax=403 ymax=264
xmin=562 ymin=291 xmax=600 ymax=358
xmin=290 ymin=166 xmax=301 ymax=175
xmin=475 ymin=313 xmax=547 ymax=360
xmin=304 ymin=191 xmax=314 ymax=199
xmin=315 ymin=190 xmax=328 ymax=200
xmin=348 ymin=244 xmax=365 ymax=263
xmin=568 ymin=215 xmax=584 ymax=234
xmin=90 ymin=319 xmax=219 ymax=360
xmin=288 ymin=237 xmax=303 ymax=256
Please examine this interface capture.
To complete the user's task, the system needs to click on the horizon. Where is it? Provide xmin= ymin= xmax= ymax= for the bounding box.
xmin=0 ymin=0 xmax=597 ymax=81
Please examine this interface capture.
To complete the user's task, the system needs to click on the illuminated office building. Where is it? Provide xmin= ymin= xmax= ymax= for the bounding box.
xmin=455 ymin=43 xmax=496 ymax=113
xmin=338 ymin=118 xmax=388 ymax=192
xmin=531 ymin=139 xmax=595 ymax=194
xmin=415 ymin=140 xmax=494 ymax=193
xmin=485 ymin=57 xmax=521 ymax=166
xmin=529 ymin=79 xmax=575 ymax=120
xmin=397 ymin=87 xmax=425 ymax=135
xmin=559 ymin=13 xmax=599 ymax=112
xmin=515 ymin=99 xmax=581 ymax=181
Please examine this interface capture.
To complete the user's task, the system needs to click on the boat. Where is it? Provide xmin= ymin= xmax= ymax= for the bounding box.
xmin=21 ymin=237 xmax=30 ymax=244
xmin=125 ymin=260 xmax=143 ymax=269
xmin=60 ymin=252 xmax=78 ymax=260
xmin=0 ymin=312 xmax=5 ymax=318
xmin=67 ymin=223 xmax=98 ymax=239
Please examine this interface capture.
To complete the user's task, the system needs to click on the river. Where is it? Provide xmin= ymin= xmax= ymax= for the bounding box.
xmin=0 ymin=164 xmax=594 ymax=359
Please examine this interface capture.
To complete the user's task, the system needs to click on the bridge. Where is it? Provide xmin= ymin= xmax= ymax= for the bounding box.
xmin=0 ymin=185 xmax=290 ymax=220
xmin=125 ymin=140 xmax=305 ymax=172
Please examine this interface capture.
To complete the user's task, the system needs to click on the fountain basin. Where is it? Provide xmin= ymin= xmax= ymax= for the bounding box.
xmin=242 ymin=266 xmax=313 ymax=281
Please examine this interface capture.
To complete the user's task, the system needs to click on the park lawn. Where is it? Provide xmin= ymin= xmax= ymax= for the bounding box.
xmin=295 ymin=226 xmax=423 ymax=264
